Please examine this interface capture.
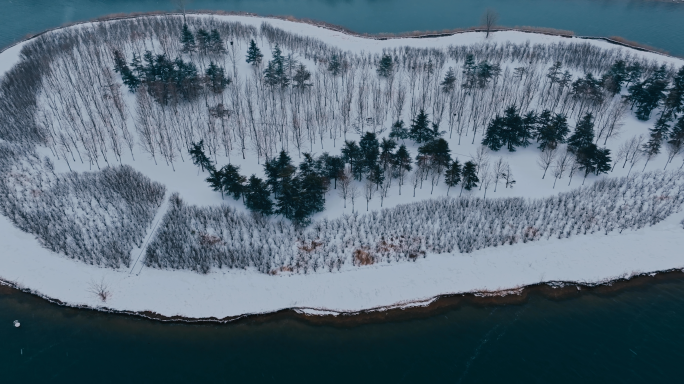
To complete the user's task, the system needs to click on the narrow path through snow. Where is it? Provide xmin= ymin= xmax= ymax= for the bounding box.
xmin=129 ymin=194 xmax=169 ymax=276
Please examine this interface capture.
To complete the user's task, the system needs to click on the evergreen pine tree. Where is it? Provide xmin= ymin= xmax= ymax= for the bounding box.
xmin=264 ymin=150 xmax=296 ymax=197
xmin=441 ymin=67 xmax=457 ymax=93
xmin=409 ymin=109 xmax=434 ymax=143
xmin=628 ymin=65 xmax=668 ymax=120
xmin=119 ymin=65 xmax=140 ymax=92
xmin=292 ymin=64 xmax=312 ymax=89
xmin=444 ymin=158 xmax=462 ymax=196
xmin=546 ymin=61 xmax=563 ymax=84
xmin=520 ymin=111 xmax=536 ymax=147
xmin=359 ymin=132 xmax=380 ymax=176
xmin=221 ymin=164 xmax=246 ymax=200
xmin=181 ymin=24 xmax=196 ymax=53
xmin=537 ymin=112 xmax=569 ymax=151
xmin=669 ymin=116 xmax=684 ymax=147
xmin=377 ymin=54 xmax=394 ymax=78
xmin=462 ymin=54 xmax=476 ymax=89
xmin=205 ymin=62 xmax=230 ymax=93
xmin=196 ymin=28 xmax=211 ymax=55
xmin=328 ymin=54 xmax=342 ymax=76
xmin=209 ymin=29 xmax=226 ymax=54
xmin=113 ymin=50 xmax=127 ymax=74
xmin=368 ymin=164 xmax=385 ymax=190
xmin=663 ymin=66 xmax=684 ymax=115
xmin=321 ymin=154 xmax=345 ymax=189
xmin=419 ymin=138 xmax=451 ymax=169
xmin=264 ymin=44 xmax=289 ymax=88
xmin=594 ymin=147 xmax=612 ymax=175
xmin=275 ymin=173 xmax=299 ymax=221
xmin=568 ymin=113 xmax=596 ymax=153
xmin=482 ymin=116 xmax=505 ymax=151
xmin=389 ymin=120 xmax=409 ymax=141
xmin=379 ymin=138 xmax=397 ymax=172
xmin=206 ymin=168 xmax=225 ymax=198
xmin=461 ymin=161 xmax=479 ymax=194
xmin=625 ymin=62 xmax=643 ymax=88
xmin=189 ymin=140 xmax=213 ymax=172
xmin=341 ymin=140 xmax=362 ymax=180
xmin=641 ymin=113 xmax=672 ymax=169
xmin=297 ymin=171 xmax=326 ymax=223
xmin=501 ymin=106 xmax=525 ymax=151
xmin=245 ymin=39 xmax=263 ymax=66
xmin=602 ymin=60 xmax=627 ymax=95
xmin=482 ymin=106 xmax=526 ymax=152
xmin=245 ymin=175 xmax=273 ymax=215
xmin=393 ymin=144 xmax=412 ymax=175
xmin=130 ymin=53 xmax=144 ymax=79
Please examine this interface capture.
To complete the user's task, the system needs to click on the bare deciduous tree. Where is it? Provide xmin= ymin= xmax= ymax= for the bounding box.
xmin=364 ymin=180 xmax=375 ymax=211
xmin=481 ymin=169 xmax=493 ymax=199
xmin=338 ymin=168 xmax=352 ymax=208
xmin=552 ymin=149 xmax=572 ymax=188
xmin=349 ymin=184 xmax=360 ymax=213
xmin=492 ymin=157 xmax=506 ymax=192
xmin=481 ymin=8 xmax=499 ymax=38
xmin=171 ymin=0 xmax=193 ymax=24
xmin=88 ymin=278 xmax=110 ymax=302
xmin=537 ymin=147 xmax=557 ymax=179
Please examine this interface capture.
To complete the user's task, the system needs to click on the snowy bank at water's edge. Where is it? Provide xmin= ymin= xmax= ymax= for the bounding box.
xmin=1 ymin=207 xmax=682 ymax=319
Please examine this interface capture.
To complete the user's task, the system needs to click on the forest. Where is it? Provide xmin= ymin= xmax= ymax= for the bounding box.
xmin=0 ymin=14 xmax=682 ymax=272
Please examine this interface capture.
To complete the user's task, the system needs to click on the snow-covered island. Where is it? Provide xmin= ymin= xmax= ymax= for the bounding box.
xmin=0 ymin=14 xmax=683 ymax=320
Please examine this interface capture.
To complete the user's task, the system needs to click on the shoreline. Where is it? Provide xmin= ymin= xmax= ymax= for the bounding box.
xmin=2 ymin=268 xmax=684 ymax=326
xmin=0 ymin=10 xmax=678 ymax=59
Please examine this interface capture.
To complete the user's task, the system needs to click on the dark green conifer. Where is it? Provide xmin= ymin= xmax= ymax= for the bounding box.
xmin=568 ymin=113 xmax=596 ymax=153
xmin=444 ymin=159 xmax=462 ymax=196
xmin=181 ymin=24 xmax=196 ymax=53
xmin=328 ymin=54 xmax=342 ymax=76
xmin=409 ymin=109 xmax=435 ymax=143
xmin=205 ymin=62 xmax=230 ymax=93
xmin=461 ymin=161 xmax=479 ymax=195
xmin=389 ymin=120 xmax=409 ymax=141
xmin=377 ymin=54 xmax=394 ymax=78
xmin=441 ymin=67 xmax=457 ymax=93
xmin=245 ymin=39 xmax=263 ymax=66
xmin=245 ymin=175 xmax=273 ymax=215
xmin=359 ymin=132 xmax=380 ymax=176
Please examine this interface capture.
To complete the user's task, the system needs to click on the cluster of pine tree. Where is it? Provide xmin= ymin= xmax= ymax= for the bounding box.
xmin=145 ymin=170 xmax=684 ymax=274
xmin=0 ymin=143 xmax=165 ymax=268
xmin=190 ymin=141 xmax=335 ymax=225
xmin=113 ymin=32 xmax=230 ymax=104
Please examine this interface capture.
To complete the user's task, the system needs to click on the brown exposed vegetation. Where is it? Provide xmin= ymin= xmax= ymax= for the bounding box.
xmin=353 ymin=247 xmax=375 ymax=266
xmin=199 ymin=233 xmax=222 ymax=246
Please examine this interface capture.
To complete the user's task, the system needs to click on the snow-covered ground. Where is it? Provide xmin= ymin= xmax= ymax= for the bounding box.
xmin=1 ymin=200 xmax=682 ymax=319
xmin=0 ymin=15 xmax=683 ymax=318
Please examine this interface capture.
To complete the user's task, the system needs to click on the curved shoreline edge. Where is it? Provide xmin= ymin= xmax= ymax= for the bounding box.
xmin=3 ymin=268 xmax=684 ymax=325
xmin=1 ymin=12 xmax=684 ymax=324
xmin=0 ymin=10 xmax=678 ymax=59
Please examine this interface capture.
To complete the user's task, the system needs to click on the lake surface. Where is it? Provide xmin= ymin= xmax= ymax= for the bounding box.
xmin=2 ymin=0 xmax=684 ymax=381
xmin=1 ymin=0 xmax=684 ymax=56
xmin=3 ymin=277 xmax=684 ymax=382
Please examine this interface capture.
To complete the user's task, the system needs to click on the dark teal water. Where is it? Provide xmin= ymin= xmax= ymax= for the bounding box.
xmin=1 ymin=0 xmax=684 ymax=55
xmin=2 ymin=278 xmax=684 ymax=382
